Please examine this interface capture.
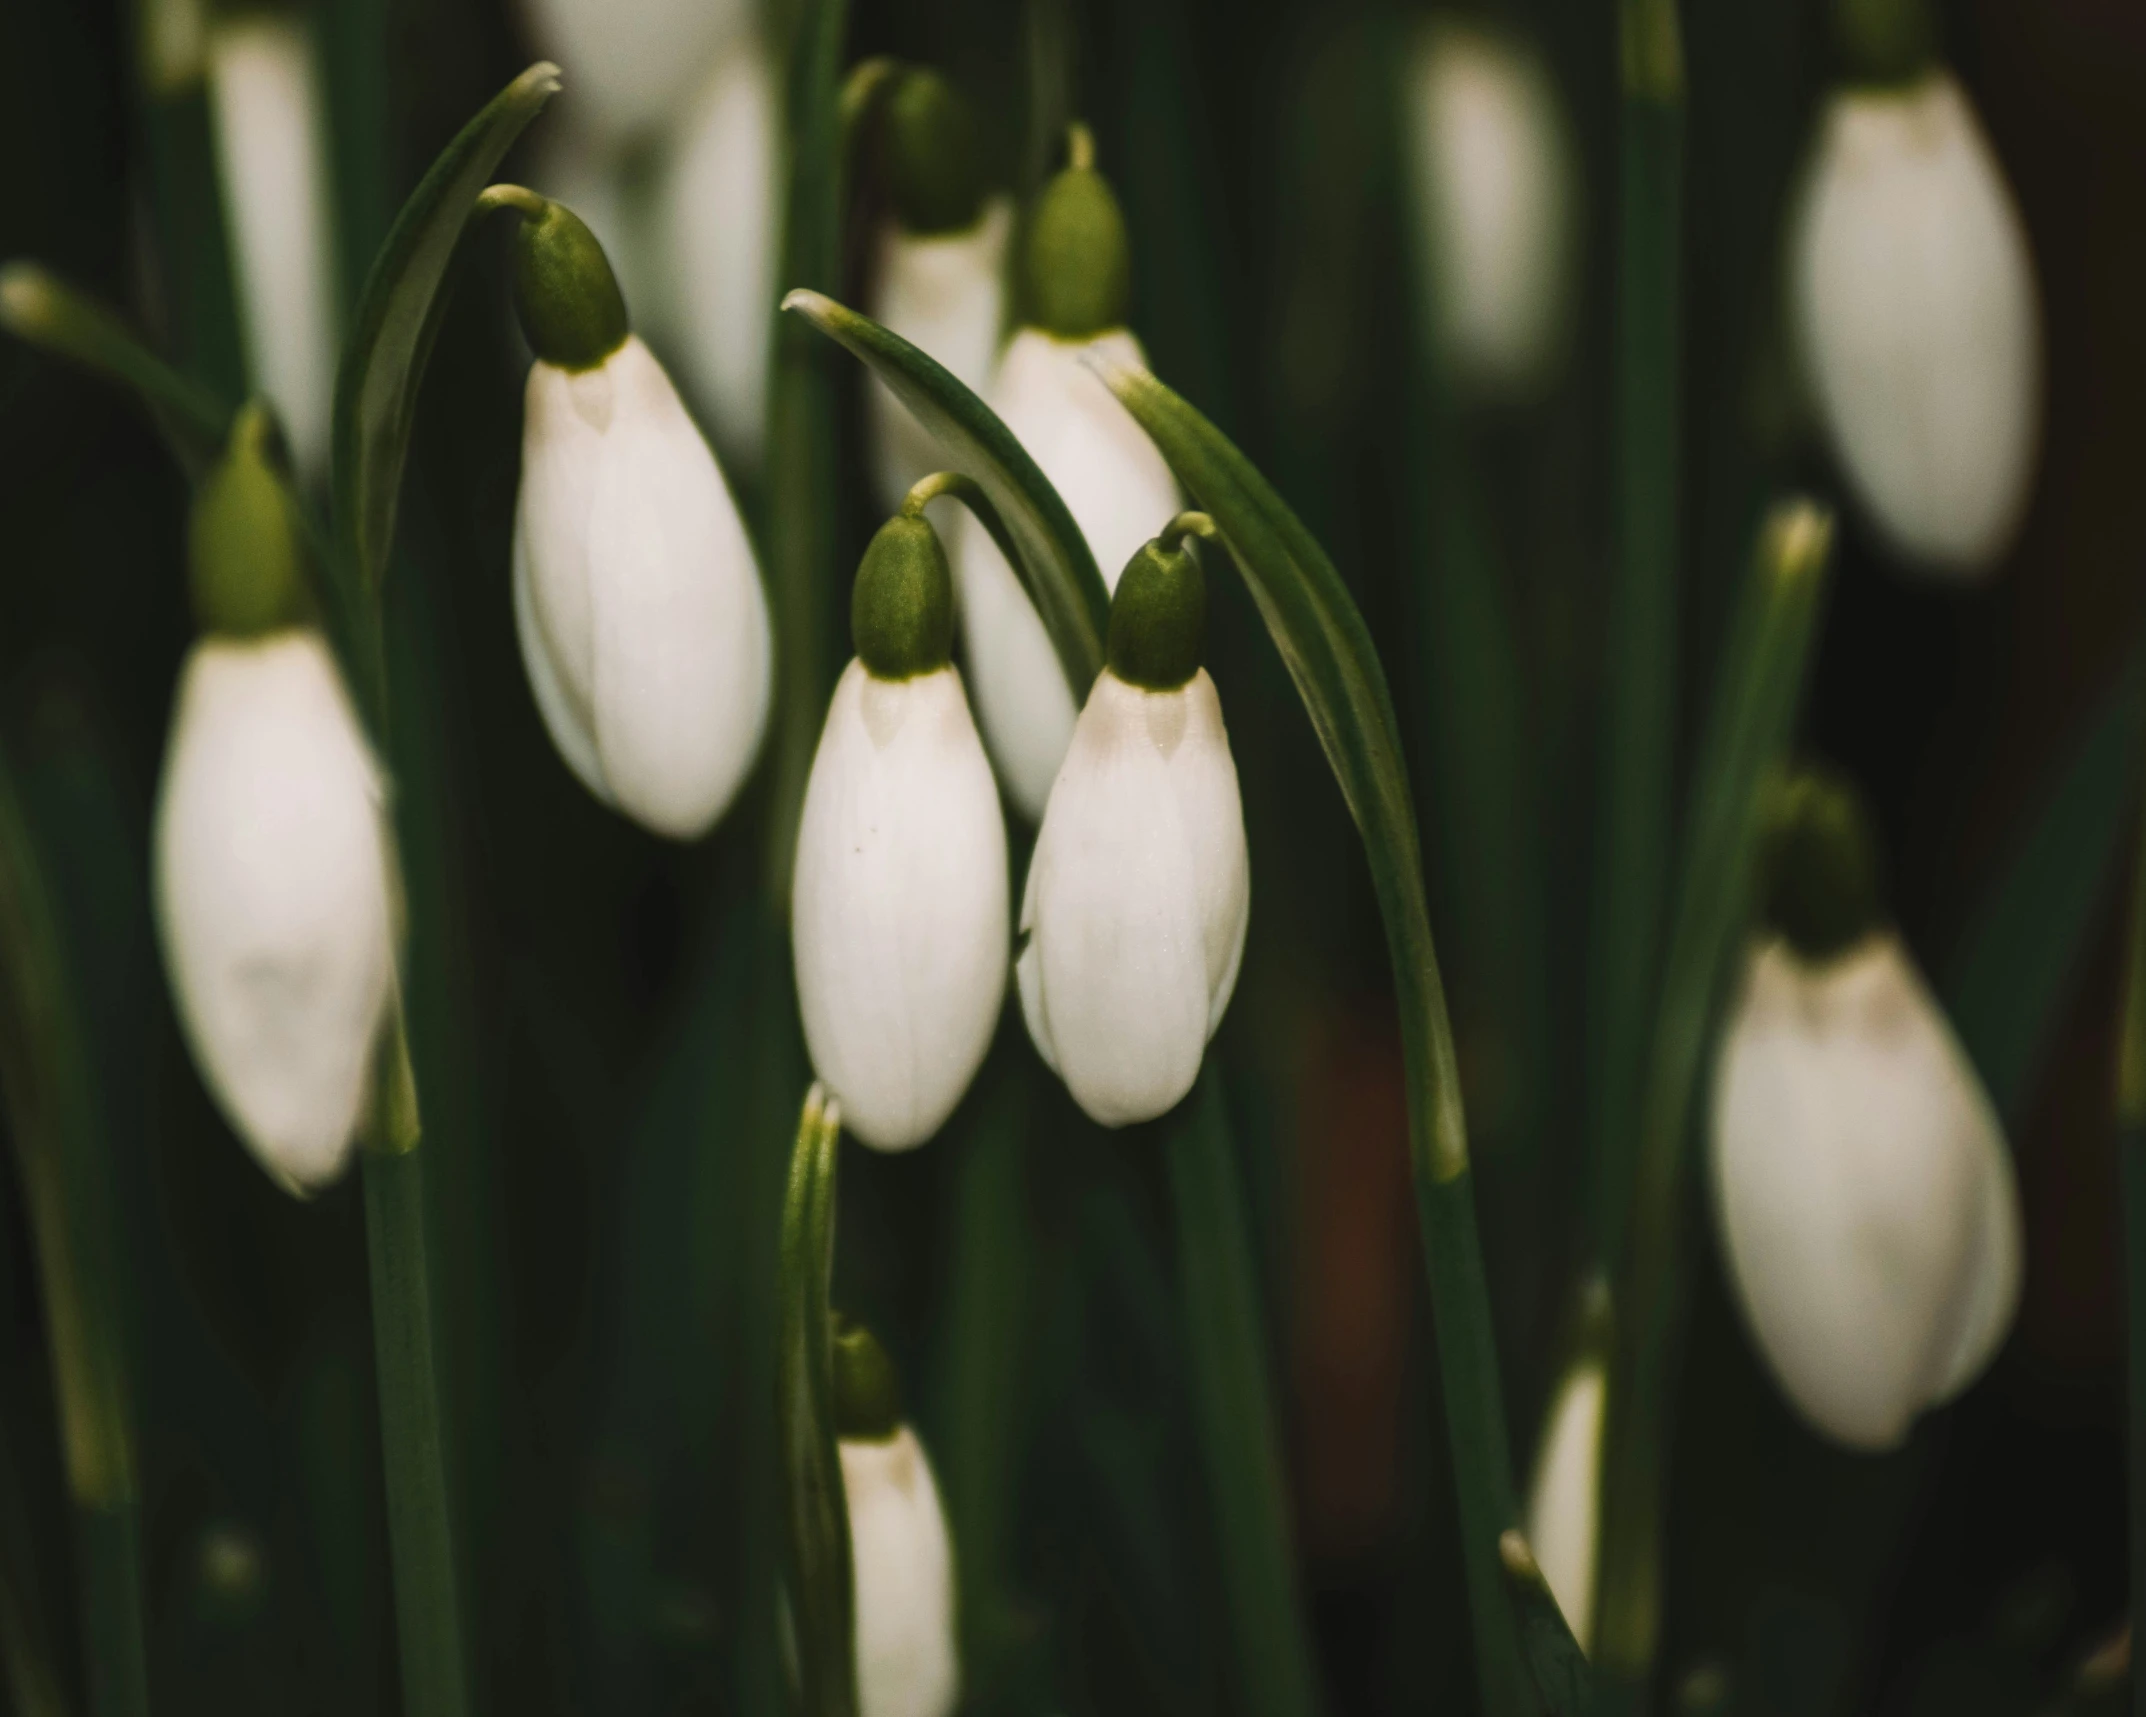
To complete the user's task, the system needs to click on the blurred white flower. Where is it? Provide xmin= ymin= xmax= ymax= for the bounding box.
xmin=1402 ymin=19 xmax=1575 ymax=399
xmin=1524 ymin=1355 xmax=1605 ymax=1654
xmin=518 ymin=0 xmax=749 ymax=145
xmin=207 ymin=16 xmax=338 ymax=478
xmin=1017 ymin=667 xmax=1248 ymax=1126
xmin=1710 ymin=933 xmax=2023 ymax=1450
xmin=658 ymin=36 xmax=780 ymax=471
xmin=514 ymin=334 xmax=771 ymax=839
xmin=154 ymin=631 xmax=394 ymax=1197
xmin=955 ymin=328 xmax=1181 ymax=819
xmin=793 ymin=659 xmax=1008 ymax=1152
xmin=1788 ymin=71 xmax=2042 ymax=575
xmin=867 ymin=198 xmax=1014 ymax=512
xmin=841 ymin=1424 xmax=960 ymax=1717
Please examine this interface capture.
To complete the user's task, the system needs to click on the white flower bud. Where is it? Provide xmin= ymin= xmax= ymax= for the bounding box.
xmin=513 ymin=334 xmax=772 ymax=840
xmin=1710 ymin=933 xmax=2023 ymax=1450
xmin=518 ymin=0 xmax=749 ymax=144
xmin=1788 ymin=71 xmax=2042 ymax=575
xmin=207 ymin=15 xmax=338 ymax=479
xmin=1401 ymin=20 xmax=1575 ymax=399
xmin=1017 ymin=668 xmax=1248 ymax=1126
xmin=793 ymin=660 xmax=1009 ymax=1151
xmin=954 ymin=328 xmax=1182 ymax=820
xmin=1523 ymin=1356 xmax=1605 ymax=1655
xmin=154 ymin=631 xmax=395 ymax=1196
xmin=658 ymin=36 xmax=780 ymax=471
xmin=867 ymin=198 xmax=1015 ymax=513
xmin=841 ymin=1424 xmax=960 ymax=1717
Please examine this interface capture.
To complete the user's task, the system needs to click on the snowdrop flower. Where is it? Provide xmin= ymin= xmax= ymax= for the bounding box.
xmin=154 ymin=407 xmax=394 ymax=1196
xmin=518 ymin=0 xmax=750 ymax=144
xmin=659 ymin=35 xmax=780 ymax=470
xmin=834 ymin=1325 xmax=959 ymax=1717
xmin=208 ymin=14 xmax=338 ymax=478
xmin=955 ymin=132 xmax=1181 ymax=819
xmin=1787 ymin=67 xmax=2041 ymax=575
xmin=792 ymin=501 xmax=1009 ymax=1151
xmin=864 ymin=70 xmax=1014 ymax=511
xmin=492 ymin=189 xmax=772 ymax=839
xmin=1523 ymin=1290 xmax=1609 ymax=1654
xmin=1710 ymin=769 xmax=2022 ymax=1450
xmin=1401 ymin=19 xmax=1576 ymax=399
xmin=1018 ymin=530 xmax=1248 ymax=1126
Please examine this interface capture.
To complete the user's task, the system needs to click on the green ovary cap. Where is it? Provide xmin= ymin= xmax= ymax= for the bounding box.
xmin=831 ymin=1321 xmax=902 ymax=1442
xmin=1756 ymin=763 xmax=1885 ymax=962
xmin=885 ymin=68 xmax=986 ymax=236
xmin=188 ymin=403 xmax=312 ymax=638
xmin=852 ymin=514 xmax=955 ymax=679
xmin=507 ymin=194 xmax=629 ymax=371
xmin=1023 ymin=158 xmax=1131 ymax=339
xmin=1831 ymin=0 xmax=1937 ymax=84
xmin=1108 ymin=539 xmax=1206 ymax=690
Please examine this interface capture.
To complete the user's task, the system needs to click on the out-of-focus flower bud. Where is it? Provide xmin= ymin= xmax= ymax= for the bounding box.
xmin=496 ymin=190 xmax=771 ymax=839
xmin=518 ymin=0 xmax=750 ymax=145
xmin=1017 ymin=536 xmax=1248 ymax=1125
xmin=793 ymin=511 xmax=1009 ymax=1151
xmin=155 ymin=409 xmax=393 ymax=1196
xmin=207 ymin=15 xmax=338 ymax=478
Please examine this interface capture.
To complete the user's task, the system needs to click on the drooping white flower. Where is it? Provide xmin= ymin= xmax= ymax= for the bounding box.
xmin=1788 ymin=71 xmax=2042 ymax=575
xmin=1524 ymin=1355 xmax=1605 ymax=1654
xmin=956 ymin=327 xmax=1181 ymax=819
xmin=1018 ymin=666 xmax=1249 ymax=1127
xmin=1710 ymin=933 xmax=2023 ymax=1450
xmin=841 ymin=1425 xmax=960 ymax=1717
xmin=658 ymin=35 xmax=781 ymax=470
xmin=1401 ymin=19 xmax=1576 ymax=398
xmin=207 ymin=15 xmax=338 ymax=478
xmin=514 ymin=330 xmax=771 ymax=839
xmin=518 ymin=0 xmax=750 ymax=144
xmin=155 ymin=631 xmax=395 ymax=1196
xmin=867 ymin=198 xmax=1014 ymax=512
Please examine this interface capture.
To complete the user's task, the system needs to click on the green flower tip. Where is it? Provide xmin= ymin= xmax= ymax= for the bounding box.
xmin=189 ymin=402 xmax=312 ymax=638
xmin=1023 ymin=128 xmax=1131 ymax=340
xmin=1108 ymin=537 xmax=1206 ymax=690
xmin=1831 ymin=0 xmax=1938 ymax=84
xmin=884 ymin=68 xmax=987 ymax=236
xmin=1756 ymin=763 xmax=1885 ymax=963
xmin=484 ymin=186 xmax=630 ymax=371
xmin=831 ymin=1320 xmax=902 ymax=1442
xmin=853 ymin=513 xmax=955 ymax=679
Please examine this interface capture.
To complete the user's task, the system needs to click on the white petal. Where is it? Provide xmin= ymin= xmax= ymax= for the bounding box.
xmin=1926 ymin=1049 xmax=2024 ymax=1403
xmin=582 ymin=338 xmax=771 ymax=838
xmin=1403 ymin=20 xmax=1574 ymax=397
xmin=1709 ymin=935 xmax=2013 ymax=1449
xmin=1789 ymin=73 xmax=2041 ymax=575
xmin=516 ymin=354 xmax=611 ymax=763
xmin=1162 ymin=670 xmax=1250 ymax=1035
xmin=153 ymin=633 xmax=395 ymax=1195
xmin=517 ymin=0 xmax=750 ymax=143
xmin=1524 ymin=1359 xmax=1605 ymax=1656
xmin=841 ymin=1426 xmax=960 ymax=1717
xmin=867 ymin=199 xmax=1015 ymax=512
xmin=1021 ymin=673 xmax=1212 ymax=1127
xmin=955 ymin=328 xmax=1180 ymax=817
xmin=512 ymin=521 xmax=609 ymax=804
xmin=208 ymin=16 xmax=338 ymax=479
xmin=793 ymin=663 xmax=1010 ymax=1150
xmin=658 ymin=37 xmax=780 ymax=470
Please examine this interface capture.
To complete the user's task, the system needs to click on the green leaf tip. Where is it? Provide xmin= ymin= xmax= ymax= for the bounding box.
xmin=852 ymin=512 xmax=954 ymax=679
xmin=190 ymin=403 xmax=313 ymax=638
xmin=1108 ymin=529 xmax=1208 ymax=690
xmin=480 ymin=186 xmax=630 ymax=370
xmin=1755 ymin=763 xmax=1885 ymax=963
xmin=883 ymin=67 xmax=987 ymax=235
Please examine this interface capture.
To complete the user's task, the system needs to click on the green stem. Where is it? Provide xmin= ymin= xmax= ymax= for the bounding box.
xmin=1165 ymin=1069 xmax=1323 ymax=1717
xmin=1588 ymin=0 xmax=1686 ymax=1272
xmin=2115 ymin=769 xmax=2146 ymax=1717
xmin=1593 ymin=503 xmax=1832 ymax=1704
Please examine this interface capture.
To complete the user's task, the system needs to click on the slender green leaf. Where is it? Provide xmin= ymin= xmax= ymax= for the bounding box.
xmin=1945 ymin=630 xmax=2146 ymax=1120
xmin=779 ymin=1084 xmax=854 ymax=1717
xmin=2112 ymin=696 xmax=2146 ymax=1717
xmin=1502 ymin=1531 xmax=1596 ymax=1717
xmin=1594 ymin=502 xmax=1833 ymax=1702
xmin=1093 ymin=360 xmax=1532 ymax=1717
xmin=1166 ymin=1068 xmax=1323 ymax=1717
xmin=0 ymin=262 xmax=232 ymax=481
xmin=783 ymin=291 xmax=1110 ymax=692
